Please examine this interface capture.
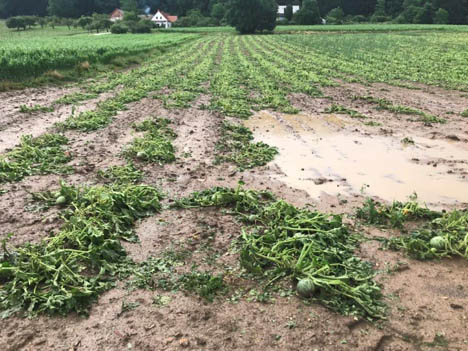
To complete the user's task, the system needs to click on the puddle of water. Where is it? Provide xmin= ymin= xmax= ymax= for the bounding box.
xmin=245 ymin=111 xmax=468 ymax=205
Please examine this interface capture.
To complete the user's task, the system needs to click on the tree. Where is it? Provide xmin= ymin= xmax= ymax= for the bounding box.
xmin=414 ymin=2 xmax=434 ymax=23
xmin=326 ymin=7 xmax=345 ymax=24
xmin=61 ymin=18 xmax=73 ymax=29
xmin=47 ymin=0 xmax=77 ymax=18
xmin=77 ymin=16 xmax=93 ymax=29
xmin=5 ymin=16 xmax=26 ymax=30
xmin=49 ymin=16 xmax=60 ymax=29
xmin=438 ymin=0 xmax=468 ymax=24
xmin=374 ymin=0 xmax=386 ymax=16
xmin=0 ymin=0 xmax=48 ymax=18
xmin=226 ymin=0 xmax=276 ymax=34
xmin=284 ymin=4 xmax=293 ymax=21
xmin=121 ymin=0 xmax=138 ymax=13
xmin=385 ymin=0 xmax=404 ymax=17
xmin=371 ymin=0 xmax=389 ymax=21
xmin=294 ymin=0 xmax=321 ymax=25
xmin=211 ymin=3 xmax=225 ymax=23
xmin=434 ymin=7 xmax=449 ymax=24
xmin=23 ymin=15 xmax=37 ymax=28
xmin=38 ymin=17 xmax=47 ymax=28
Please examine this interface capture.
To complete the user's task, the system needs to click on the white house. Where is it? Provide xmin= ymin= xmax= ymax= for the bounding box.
xmin=151 ymin=10 xmax=178 ymax=28
xmin=277 ymin=5 xmax=300 ymax=20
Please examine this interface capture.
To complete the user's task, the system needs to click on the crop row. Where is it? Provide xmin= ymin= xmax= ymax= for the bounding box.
xmin=274 ymin=32 xmax=468 ymax=91
xmin=0 ymin=33 xmax=197 ymax=80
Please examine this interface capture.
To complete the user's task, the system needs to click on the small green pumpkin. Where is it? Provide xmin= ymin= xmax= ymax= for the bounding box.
xmin=429 ymin=236 xmax=446 ymax=250
xmin=55 ymin=196 xmax=67 ymax=206
xmin=297 ymin=278 xmax=316 ymax=298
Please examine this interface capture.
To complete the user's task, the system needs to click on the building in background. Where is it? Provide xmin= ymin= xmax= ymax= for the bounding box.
xmin=109 ymin=8 xmax=124 ymax=22
xmin=151 ymin=10 xmax=178 ymax=28
xmin=277 ymin=5 xmax=300 ymax=21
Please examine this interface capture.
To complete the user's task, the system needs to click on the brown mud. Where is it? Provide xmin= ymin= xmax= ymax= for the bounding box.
xmin=0 ymin=79 xmax=467 ymax=350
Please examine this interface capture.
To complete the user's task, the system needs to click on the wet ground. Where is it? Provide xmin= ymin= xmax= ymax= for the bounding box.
xmin=245 ymin=111 xmax=468 ymax=206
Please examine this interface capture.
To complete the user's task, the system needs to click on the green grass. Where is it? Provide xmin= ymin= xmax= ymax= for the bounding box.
xmin=462 ymin=109 xmax=468 ymax=117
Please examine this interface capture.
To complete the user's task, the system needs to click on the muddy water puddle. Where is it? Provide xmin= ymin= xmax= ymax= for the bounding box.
xmin=245 ymin=111 xmax=468 ymax=205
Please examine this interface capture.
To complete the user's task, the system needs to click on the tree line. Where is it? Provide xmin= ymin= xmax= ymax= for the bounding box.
xmin=1 ymin=0 xmax=467 ymax=25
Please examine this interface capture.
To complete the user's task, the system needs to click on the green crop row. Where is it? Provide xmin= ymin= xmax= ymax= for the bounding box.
xmin=0 ymin=33 xmax=197 ymax=80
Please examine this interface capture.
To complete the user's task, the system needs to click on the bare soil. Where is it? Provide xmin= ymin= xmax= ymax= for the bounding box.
xmin=0 ymin=80 xmax=467 ymax=350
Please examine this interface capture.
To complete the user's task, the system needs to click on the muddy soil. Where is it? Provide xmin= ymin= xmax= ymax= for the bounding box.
xmin=0 ymin=79 xmax=467 ymax=351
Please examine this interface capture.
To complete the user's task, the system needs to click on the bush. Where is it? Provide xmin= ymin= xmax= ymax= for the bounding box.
xmin=352 ymin=15 xmax=367 ymax=23
xmin=77 ymin=16 xmax=93 ymax=29
xmin=294 ymin=0 xmax=321 ymax=25
xmin=276 ymin=19 xmax=289 ymax=26
xmin=23 ymin=16 xmax=37 ymax=29
xmin=370 ymin=15 xmax=390 ymax=23
xmin=326 ymin=7 xmax=344 ymax=25
xmin=434 ymin=8 xmax=449 ymax=24
xmin=130 ymin=20 xmax=152 ymax=34
xmin=111 ymin=23 xmax=129 ymax=34
xmin=6 ymin=17 xmax=26 ymax=31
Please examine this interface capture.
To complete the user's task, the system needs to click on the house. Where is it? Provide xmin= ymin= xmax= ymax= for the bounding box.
xmin=277 ymin=5 xmax=300 ymax=20
xmin=110 ymin=8 xmax=124 ymax=22
xmin=151 ymin=10 xmax=178 ymax=28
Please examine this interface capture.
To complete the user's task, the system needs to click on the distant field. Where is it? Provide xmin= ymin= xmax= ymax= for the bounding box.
xmin=0 ymin=22 xmax=197 ymax=80
xmin=277 ymin=32 xmax=468 ymax=91
xmin=161 ymin=23 xmax=468 ymax=33
xmin=1 ymin=21 xmax=468 ymax=85
xmin=276 ymin=23 xmax=468 ymax=32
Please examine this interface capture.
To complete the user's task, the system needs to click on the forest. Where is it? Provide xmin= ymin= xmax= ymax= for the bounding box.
xmin=0 ymin=0 xmax=467 ymax=25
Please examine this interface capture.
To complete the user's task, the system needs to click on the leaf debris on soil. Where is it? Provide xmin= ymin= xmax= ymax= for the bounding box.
xmin=0 ymin=181 xmax=163 ymax=316
xmin=215 ymin=122 xmax=278 ymax=170
xmin=174 ymin=185 xmax=386 ymax=319
xmin=0 ymin=134 xmax=73 ymax=184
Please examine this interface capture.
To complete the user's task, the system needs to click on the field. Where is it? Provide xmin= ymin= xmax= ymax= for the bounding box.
xmin=0 ymin=21 xmax=197 ymax=82
xmin=0 ymin=24 xmax=468 ymax=350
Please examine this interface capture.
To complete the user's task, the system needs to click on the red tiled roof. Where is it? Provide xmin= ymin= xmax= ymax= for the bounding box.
xmin=159 ymin=10 xmax=178 ymax=23
xmin=110 ymin=8 xmax=124 ymax=18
